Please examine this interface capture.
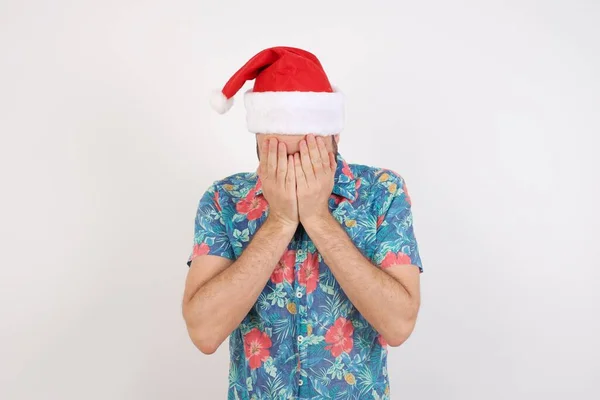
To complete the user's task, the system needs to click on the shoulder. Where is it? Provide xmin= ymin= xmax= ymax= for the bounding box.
xmin=207 ymin=171 xmax=257 ymax=201
xmin=350 ymin=162 xmax=408 ymax=200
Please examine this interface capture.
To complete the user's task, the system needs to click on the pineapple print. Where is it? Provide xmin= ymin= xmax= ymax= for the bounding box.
xmin=286 ymin=302 xmax=297 ymax=315
xmin=378 ymin=172 xmax=390 ymax=182
xmin=344 ymin=373 xmax=356 ymax=385
xmin=344 ymin=219 xmax=357 ymax=228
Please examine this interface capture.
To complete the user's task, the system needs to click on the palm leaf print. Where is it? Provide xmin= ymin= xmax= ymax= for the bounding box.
xmin=320 ymin=291 xmax=346 ymax=324
xmin=260 ymin=376 xmax=285 ymax=399
xmin=357 ymin=367 xmax=377 ymax=396
xmin=319 ymin=274 xmax=338 ymax=296
xmin=311 ymin=367 xmax=332 ymax=384
xmin=305 ymin=344 xmax=331 ymax=369
xmin=309 ymin=375 xmax=332 ymax=399
xmin=257 ymin=292 xmax=270 ymax=313
xmin=356 ymin=213 xmax=377 ymax=244
xmin=228 ymin=361 xmax=239 ymax=388
xmin=272 ymin=317 xmax=293 ymax=341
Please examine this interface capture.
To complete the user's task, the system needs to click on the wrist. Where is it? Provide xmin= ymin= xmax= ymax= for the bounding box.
xmin=265 ymin=215 xmax=298 ymax=234
xmin=301 ymin=209 xmax=332 ymax=228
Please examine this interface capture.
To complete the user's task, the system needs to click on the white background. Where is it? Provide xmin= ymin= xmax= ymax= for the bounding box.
xmin=1 ymin=1 xmax=599 ymax=399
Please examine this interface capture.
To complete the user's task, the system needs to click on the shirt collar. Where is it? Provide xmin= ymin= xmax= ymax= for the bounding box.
xmin=250 ymin=152 xmax=357 ymax=202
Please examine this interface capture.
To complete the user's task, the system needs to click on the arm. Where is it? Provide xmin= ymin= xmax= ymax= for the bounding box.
xmin=294 ymin=134 xmax=422 ymax=347
xmin=182 ymin=217 xmax=296 ymax=354
xmin=183 ymin=137 xmax=298 ymax=354
xmin=302 ymin=213 xmax=420 ymax=347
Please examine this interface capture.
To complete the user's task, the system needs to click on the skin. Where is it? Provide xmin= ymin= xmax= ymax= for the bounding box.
xmin=182 ymin=133 xmax=420 ymax=354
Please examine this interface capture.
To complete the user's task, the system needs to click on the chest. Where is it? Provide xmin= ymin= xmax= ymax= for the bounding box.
xmin=224 ymin=194 xmax=378 ymax=327
xmin=226 ymin=194 xmax=378 ymax=264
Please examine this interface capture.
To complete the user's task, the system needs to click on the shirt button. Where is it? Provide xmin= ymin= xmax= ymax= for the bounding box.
xmin=297 ymin=335 xmax=303 ymax=343
xmin=296 ymin=291 xmax=302 ymax=298
xmin=298 ymin=379 xmax=303 ymax=386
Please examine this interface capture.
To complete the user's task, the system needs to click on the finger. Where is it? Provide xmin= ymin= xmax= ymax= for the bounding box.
xmin=306 ymin=134 xmax=323 ymax=175
xmin=329 ymin=152 xmax=336 ymax=170
xmin=286 ymin=154 xmax=295 ymax=190
xmin=267 ymin=137 xmax=278 ymax=178
xmin=277 ymin=142 xmax=287 ymax=183
xmin=294 ymin=153 xmax=307 ymax=188
xmin=316 ymin=136 xmax=330 ymax=171
xmin=259 ymin=139 xmax=269 ymax=176
xmin=299 ymin=139 xmax=315 ymax=182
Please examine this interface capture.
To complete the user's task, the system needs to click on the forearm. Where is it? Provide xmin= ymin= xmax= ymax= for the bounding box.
xmin=186 ymin=217 xmax=296 ymax=352
xmin=303 ymin=213 xmax=418 ymax=345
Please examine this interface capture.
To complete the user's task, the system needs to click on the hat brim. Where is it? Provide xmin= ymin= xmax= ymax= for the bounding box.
xmin=244 ymin=89 xmax=344 ymax=135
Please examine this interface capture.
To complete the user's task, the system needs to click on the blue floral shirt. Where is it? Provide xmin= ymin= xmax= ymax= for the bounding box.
xmin=187 ymin=152 xmax=422 ymax=400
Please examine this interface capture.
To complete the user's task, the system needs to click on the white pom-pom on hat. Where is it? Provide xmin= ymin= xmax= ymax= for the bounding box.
xmin=210 ymin=90 xmax=234 ymax=114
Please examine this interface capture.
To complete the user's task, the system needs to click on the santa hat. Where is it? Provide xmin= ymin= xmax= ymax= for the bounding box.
xmin=210 ymin=46 xmax=344 ymax=135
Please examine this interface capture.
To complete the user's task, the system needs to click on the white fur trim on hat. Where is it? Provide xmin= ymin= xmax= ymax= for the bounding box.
xmin=210 ymin=90 xmax=234 ymax=114
xmin=243 ymin=89 xmax=344 ymax=134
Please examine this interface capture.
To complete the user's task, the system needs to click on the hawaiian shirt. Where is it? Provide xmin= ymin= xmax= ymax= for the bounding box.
xmin=187 ymin=152 xmax=423 ymax=400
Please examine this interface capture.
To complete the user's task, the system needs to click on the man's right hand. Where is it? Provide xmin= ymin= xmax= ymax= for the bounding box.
xmin=257 ymin=138 xmax=299 ymax=230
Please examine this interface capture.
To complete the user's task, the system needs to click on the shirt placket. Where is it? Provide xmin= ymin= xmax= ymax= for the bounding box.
xmin=293 ymin=226 xmax=309 ymax=399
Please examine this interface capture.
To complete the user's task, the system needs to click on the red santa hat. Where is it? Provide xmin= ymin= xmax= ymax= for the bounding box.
xmin=210 ymin=46 xmax=344 ymax=135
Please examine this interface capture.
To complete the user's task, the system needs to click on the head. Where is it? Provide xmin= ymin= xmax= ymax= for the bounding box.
xmin=211 ymin=46 xmax=344 ymax=160
xmin=256 ymin=134 xmax=340 ymax=161
xmin=212 ymin=47 xmax=345 ymax=158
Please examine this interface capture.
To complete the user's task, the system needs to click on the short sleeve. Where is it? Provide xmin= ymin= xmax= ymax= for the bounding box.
xmin=372 ymin=173 xmax=423 ymax=272
xmin=186 ymin=182 xmax=235 ymax=267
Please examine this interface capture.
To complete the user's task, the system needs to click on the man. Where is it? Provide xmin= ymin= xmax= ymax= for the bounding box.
xmin=183 ymin=47 xmax=423 ymax=400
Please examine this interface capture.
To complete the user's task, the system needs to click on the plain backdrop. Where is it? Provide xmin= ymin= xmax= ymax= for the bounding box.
xmin=1 ymin=1 xmax=599 ymax=399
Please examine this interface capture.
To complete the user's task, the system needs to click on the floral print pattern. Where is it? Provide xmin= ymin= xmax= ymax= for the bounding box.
xmin=187 ymin=152 xmax=422 ymax=400
xmin=271 ymin=250 xmax=296 ymax=285
xmin=325 ymin=318 xmax=354 ymax=358
xmin=245 ymin=328 xmax=273 ymax=370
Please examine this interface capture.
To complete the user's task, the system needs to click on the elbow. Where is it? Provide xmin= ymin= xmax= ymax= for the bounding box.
xmin=385 ymin=330 xmax=411 ymax=347
xmin=182 ymin=304 xmax=221 ymax=355
xmin=191 ymin=333 xmax=220 ymax=355
xmin=186 ymin=325 xmax=222 ymax=355
xmin=384 ymin=316 xmax=418 ymax=348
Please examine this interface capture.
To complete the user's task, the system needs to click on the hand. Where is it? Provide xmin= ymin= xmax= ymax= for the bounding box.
xmin=294 ymin=134 xmax=336 ymax=225
xmin=258 ymin=138 xmax=299 ymax=230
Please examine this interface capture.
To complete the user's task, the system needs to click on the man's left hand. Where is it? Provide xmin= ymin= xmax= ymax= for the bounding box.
xmin=294 ymin=134 xmax=336 ymax=225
